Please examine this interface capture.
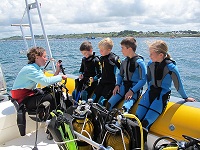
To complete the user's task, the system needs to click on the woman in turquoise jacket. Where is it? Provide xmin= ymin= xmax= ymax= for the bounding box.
xmin=11 ymin=47 xmax=67 ymax=113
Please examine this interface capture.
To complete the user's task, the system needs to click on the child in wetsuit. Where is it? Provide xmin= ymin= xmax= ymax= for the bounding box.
xmin=136 ymin=40 xmax=196 ymax=130
xmin=107 ymin=37 xmax=147 ymax=111
xmin=72 ymin=41 xmax=101 ymax=102
xmin=92 ymin=38 xmax=121 ymax=105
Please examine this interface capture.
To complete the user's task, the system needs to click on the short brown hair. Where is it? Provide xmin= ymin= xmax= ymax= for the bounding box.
xmin=27 ymin=47 xmax=46 ymax=64
xmin=120 ymin=37 xmax=137 ymax=52
xmin=80 ymin=41 xmax=93 ymax=51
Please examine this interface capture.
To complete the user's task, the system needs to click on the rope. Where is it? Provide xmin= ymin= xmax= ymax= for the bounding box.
xmin=20 ymin=7 xmax=27 ymax=24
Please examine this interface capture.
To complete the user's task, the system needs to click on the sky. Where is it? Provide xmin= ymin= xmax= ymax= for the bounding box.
xmin=0 ymin=0 xmax=200 ymax=39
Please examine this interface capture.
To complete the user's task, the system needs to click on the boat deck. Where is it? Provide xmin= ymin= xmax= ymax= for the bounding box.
xmin=0 ymin=128 xmax=59 ymax=150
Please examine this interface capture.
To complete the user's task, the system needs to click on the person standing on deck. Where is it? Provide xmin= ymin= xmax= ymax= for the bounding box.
xmin=136 ymin=40 xmax=196 ymax=130
xmin=107 ymin=37 xmax=147 ymax=111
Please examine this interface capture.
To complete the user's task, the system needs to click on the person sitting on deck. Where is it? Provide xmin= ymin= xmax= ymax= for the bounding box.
xmin=107 ymin=37 xmax=147 ymax=112
xmin=11 ymin=46 xmax=67 ymax=115
xmin=72 ymin=41 xmax=101 ymax=102
xmin=91 ymin=37 xmax=121 ymax=105
xmin=135 ymin=40 xmax=196 ymax=131
xmin=11 ymin=47 xmax=67 ymax=139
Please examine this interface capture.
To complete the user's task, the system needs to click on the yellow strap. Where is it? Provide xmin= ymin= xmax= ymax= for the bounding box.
xmin=50 ymin=112 xmax=56 ymax=117
xmin=162 ymin=146 xmax=178 ymax=150
xmin=57 ymin=110 xmax=63 ymax=114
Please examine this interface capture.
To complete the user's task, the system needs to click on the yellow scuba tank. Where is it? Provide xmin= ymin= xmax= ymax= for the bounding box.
xmin=72 ymin=100 xmax=94 ymax=150
xmin=105 ymin=128 xmax=130 ymax=150
xmin=72 ymin=118 xmax=94 ymax=150
xmin=104 ymin=115 xmax=131 ymax=150
xmin=105 ymin=123 xmax=130 ymax=150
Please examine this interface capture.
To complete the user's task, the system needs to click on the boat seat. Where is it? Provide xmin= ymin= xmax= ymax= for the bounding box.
xmin=9 ymin=96 xmax=47 ymax=136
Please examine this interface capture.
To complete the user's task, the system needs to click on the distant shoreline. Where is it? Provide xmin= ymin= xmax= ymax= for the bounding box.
xmin=1 ymin=30 xmax=200 ymax=40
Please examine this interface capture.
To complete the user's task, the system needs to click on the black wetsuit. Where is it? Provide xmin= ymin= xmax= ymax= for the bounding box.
xmin=72 ymin=52 xmax=101 ymax=101
xmin=92 ymin=52 xmax=120 ymax=104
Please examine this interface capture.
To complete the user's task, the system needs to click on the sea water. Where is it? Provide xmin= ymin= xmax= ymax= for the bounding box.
xmin=0 ymin=37 xmax=199 ymax=101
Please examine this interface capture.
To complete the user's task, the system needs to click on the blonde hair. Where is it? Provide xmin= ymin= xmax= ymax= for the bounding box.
xmin=149 ymin=40 xmax=171 ymax=58
xmin=27 ymin=47 xmax=46 ymax=64
xmin=98 ymin=37 xmax=113 ymax=50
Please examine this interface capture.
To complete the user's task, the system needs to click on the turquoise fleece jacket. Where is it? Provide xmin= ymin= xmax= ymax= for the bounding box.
xmin=12 ymin=63 xmax=62 ymax=90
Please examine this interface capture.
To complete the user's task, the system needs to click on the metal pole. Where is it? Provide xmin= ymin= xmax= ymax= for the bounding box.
xmin=20 ymin=25 xmax=29 ymax=50
xmin=35 ymin=0 xmax=56 ymax=72
xmin=74 ymin=131 xmax=102 ymax=149
xmin=11 ymin=24 xmax=29 ymax=51
xmin=25 ymin=0 xmax=36 ymax=47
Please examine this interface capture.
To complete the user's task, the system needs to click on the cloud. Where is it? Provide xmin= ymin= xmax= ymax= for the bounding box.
xmin=0 ymin=0 xmax=200 ymax=38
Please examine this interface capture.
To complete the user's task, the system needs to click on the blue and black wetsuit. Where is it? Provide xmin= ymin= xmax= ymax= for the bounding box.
xmin=92 ymin=52 xmax=120 ymax=104
xmin=72 ymin=52 xmax=101 ymax=101
xmin=107 ymin=55 xmax=147 ymax=111
xmin=136 ymin=58 xmax=188 ymax=130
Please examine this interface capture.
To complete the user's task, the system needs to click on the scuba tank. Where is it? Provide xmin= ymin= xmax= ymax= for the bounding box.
xmin=104 ymin=114 xmax=131 ymax=150
xmin=72 ymin=100 xmax=94 ymax=150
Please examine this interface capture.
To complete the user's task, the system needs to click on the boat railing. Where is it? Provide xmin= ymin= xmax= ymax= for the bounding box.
xmin=11 ymin=0 xmax=55 ymax=72
xmin=11 ymin=24 xmax=30 ymax=51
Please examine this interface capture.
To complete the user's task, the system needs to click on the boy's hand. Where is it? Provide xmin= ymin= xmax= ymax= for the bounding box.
xmin=125 ymin=90 xmax=134 ymax=100
xmin=113 ymin=85 xmax=120 ymax=95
